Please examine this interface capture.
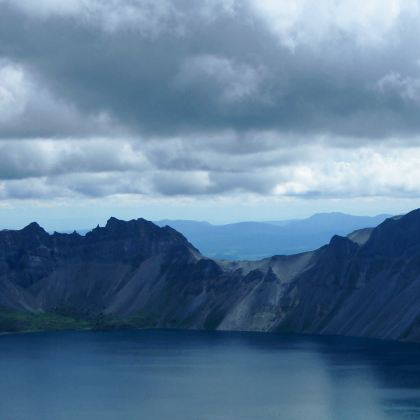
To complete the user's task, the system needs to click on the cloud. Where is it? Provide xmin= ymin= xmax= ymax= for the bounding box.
xmin=0 ymin=139 xmax=149 ymax=180
xmin=250 ymin=0 xmax=415 ymax=49
xmin=273 ymin=147 xmax=420 ymax=198
xmin=2 ymin=0 xmax=420 ymax=138
xmin=1 ymin=134 xmax=420 ymax=201
xmin=0 ymin=62 xmax=27 ymax=122
xmin=0 ymin=0 xmax=237 ymax=36
xmin=1 ymin=0 xmax=420 ymax=204
xmin=375 ymin=72 xmax=420 ymax=103
xmin=0 ymin=60 xmax=120 ymax=139
xmin=175 ymin=55 xmax=268 ymax=103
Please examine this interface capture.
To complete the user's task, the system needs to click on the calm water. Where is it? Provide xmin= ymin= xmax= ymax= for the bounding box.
xmin=0 ymin=330 xmax=420 ymax=420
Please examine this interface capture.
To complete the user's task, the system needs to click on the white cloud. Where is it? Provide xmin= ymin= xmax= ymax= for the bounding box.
xmin=250 ymin=0 xmax=418 ymax=49
xmin=274 ymin=146 xmax=420 ymax=197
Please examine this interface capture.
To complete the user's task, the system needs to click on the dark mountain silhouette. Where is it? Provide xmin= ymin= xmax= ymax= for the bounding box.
xmin=1 ymin=210 xmax=420 ymax=342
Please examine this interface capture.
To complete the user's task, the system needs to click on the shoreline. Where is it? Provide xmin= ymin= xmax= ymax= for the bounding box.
xmin=1 ymin=325 xmax=420 ymax=346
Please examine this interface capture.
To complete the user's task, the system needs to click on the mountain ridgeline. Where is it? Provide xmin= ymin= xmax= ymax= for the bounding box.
xmin=1 ymin=210 xmax=420 ymax=342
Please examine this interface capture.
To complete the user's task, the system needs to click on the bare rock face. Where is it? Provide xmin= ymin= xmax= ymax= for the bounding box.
xmin=1 ymin=210 xmax=420 ymax=342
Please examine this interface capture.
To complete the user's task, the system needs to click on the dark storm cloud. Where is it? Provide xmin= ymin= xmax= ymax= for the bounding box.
xmin=1 ymin=0 xmax=420 ymax=140
xmin=2 ymin=0 xmax=420 ymax=201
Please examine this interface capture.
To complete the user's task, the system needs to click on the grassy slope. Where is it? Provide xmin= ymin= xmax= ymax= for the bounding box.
xmin=0 ymin=309 xmax=155 ymax=333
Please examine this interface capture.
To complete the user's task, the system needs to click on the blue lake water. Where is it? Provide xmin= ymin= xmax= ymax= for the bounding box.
xmin=0 ymin=329 xmax=420 ymax=420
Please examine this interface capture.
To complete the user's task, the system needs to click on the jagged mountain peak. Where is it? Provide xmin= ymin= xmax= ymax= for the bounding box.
xmin=98 ymin=217 xmax=197 ymax=248
xmin=105 ymin=216 xmax=151 ymax=228
xmin=102 ymin=216 xmax=158 ymax=235
xmin=21 ymin=221 xmax=48 ymax=235
xmin=84 ymin=217 xmax=159 ymax=237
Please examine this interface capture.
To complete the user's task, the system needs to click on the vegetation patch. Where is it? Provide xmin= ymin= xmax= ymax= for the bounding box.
xmin=0 ymin=309 xmax=156 ymax=333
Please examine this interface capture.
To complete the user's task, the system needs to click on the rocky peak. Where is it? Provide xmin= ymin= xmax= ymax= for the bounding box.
xmin=362 ymin=209 xmax=420 ymax=257
xmin=325 ymin=234 xmax=359 ymax=259
xmin=21 ymin=222 xmax=48 ymax=236
xmin=82 ymin=217 xmax=199 ymax=262
xmin=105 ymin=217 xmax=150 ymax=230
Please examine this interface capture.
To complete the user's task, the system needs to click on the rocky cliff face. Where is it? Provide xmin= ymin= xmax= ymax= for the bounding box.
xmin=1 ymin=209 xmax=420 ymax=342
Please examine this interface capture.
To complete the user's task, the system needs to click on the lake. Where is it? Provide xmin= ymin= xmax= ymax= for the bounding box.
xmin=0 ymin=329 xmax=420 ymax=420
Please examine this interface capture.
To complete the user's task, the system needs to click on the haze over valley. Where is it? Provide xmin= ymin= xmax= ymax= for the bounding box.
xmin=155 ymin=212 xmax=389 ymax=259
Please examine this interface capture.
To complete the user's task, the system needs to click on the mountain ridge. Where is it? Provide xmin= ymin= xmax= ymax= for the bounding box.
xmin=0 ymin=210 xmax=419 ymax=342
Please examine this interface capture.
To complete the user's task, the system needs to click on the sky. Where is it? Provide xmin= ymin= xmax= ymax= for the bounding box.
xmin=1 ymin=0 xmax=420 ymax=230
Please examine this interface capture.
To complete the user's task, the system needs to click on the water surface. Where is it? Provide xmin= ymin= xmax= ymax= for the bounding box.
xmin=0 ymin=329 xmax=420 ymax=420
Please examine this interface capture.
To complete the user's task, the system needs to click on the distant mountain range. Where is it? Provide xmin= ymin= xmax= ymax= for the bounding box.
xmin=1 ymin=209 xmax=420 ymax=343
xmin=155 ymin=213 xmax=390 ymax=259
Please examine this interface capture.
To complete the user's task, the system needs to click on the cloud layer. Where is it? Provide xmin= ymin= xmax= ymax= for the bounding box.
xmin=1 ymin=0 xmax=420 ymax=203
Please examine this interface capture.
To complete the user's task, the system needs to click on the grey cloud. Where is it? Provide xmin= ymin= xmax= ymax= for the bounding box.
xmin=151 ymin=169 xmax=276 ymax=196
xmin=2 ymin=1 xmax=420 ymax=202
xmin=151 ymin=171 xmax=212 ymax=196
xmin=143 ymin=134 xmax=311 ymax=173
xmin=2 ymin=141 xmax=420 ymax=200
xmin=174 ymin=54 xmax=269 ymax=104
xmin=0 ymin=177 xmax=62 ymax=200
xmin=3 ymin=0 xmax=420 ymax=140
xmin=0 ymin=140 xmax=148 ymax=180
xmin=0 ymin=133 xmax=307 ymax=198
xmin=52 ymin=172 xmax=148 ymax=197
xmin=0 ymin=172 xmax=148 ymax=200
xmin=375 ymin=72 xmax=420 ymax=104
xmin=0 ymin=59 xmax=122 ymax=139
